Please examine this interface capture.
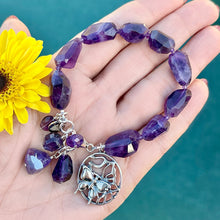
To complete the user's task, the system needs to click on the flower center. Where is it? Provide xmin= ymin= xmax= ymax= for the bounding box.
xmin=0 ymin=71 xmax=8 ymax=92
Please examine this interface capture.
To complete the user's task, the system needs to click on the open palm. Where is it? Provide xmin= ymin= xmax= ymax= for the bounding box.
xmin=0 ymin=0 xmax=219 ymax=219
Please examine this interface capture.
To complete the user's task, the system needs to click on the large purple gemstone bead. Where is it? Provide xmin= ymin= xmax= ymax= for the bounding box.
xmin=142 ymin=115 xmax=170 ymax=141
xmin=43 ymin=133 xmax=63 ymax=152
xmin=25 ymin=148 xmax=51 ymax=174
xmin=81 ymin=22 xmax=117 ymax=44
xmin=66 ymin=134 xmax=84 ymax=148
xmin=50 ymin=70 xmax=71 ymax=110
xmin=165 ymin=89 xmax=192 ymax=117
xmin=40 ymin=115 xmax=54 ymax=131
xmin=148 ymin=30 xmax=175 ymax=54
xmin=168 ymin=50 xmax=192 ymax=86
xmin=118 ymin=23 xmax=147 ymax=43
xmin=52 ymin=155 xmax=73 ymax=183
xmin=104 ymin=130 xmax=140 ymax=158
xmin=55 ymin=38 xmax=82 ymax=69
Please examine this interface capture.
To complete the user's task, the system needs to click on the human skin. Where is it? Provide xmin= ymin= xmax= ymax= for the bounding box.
xmin=0 ymin=0 xmax=219 ymax=219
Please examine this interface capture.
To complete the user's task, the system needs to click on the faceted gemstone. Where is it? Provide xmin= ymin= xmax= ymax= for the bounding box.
xmin=118 ymin=23 xmax=147 ymax=43
xmin=142 ymin=115 xmax=170 ymax=141
xmin=55 ymin=38 xmax=82 ymax=69
xmin=148 ymin=30 xmax=175 ymax=54
xmin=81 ymin=22 xmax=117 ymax=44
xmin=66 ymin=134 xmax=84 ymax=148
xmin=24 ymin=148 xmax=51 ymax=174
xmin=168 ymin=50 xmax=192 ymax=86
xmin=165 ymin=89 xmax=192 ymax=117
xmin=50 ymin=70 xmax=72 ymax=110
xmin=52 ymin=154 xmax=73 ymax=183
xmin=43 ymin=132 xmax=63 ymax=152
xmin=104 ymin=130 xmax=140 ymax=158
xmin=40 ymin=115 xmax=54 ymax=131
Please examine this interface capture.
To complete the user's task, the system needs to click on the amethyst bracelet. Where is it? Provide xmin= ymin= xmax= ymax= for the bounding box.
xmin=24 ymin=22 xmax=192 ymax=205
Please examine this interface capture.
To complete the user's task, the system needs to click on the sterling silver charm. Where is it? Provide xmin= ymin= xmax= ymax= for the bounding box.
xmin=75 ymin=153 xmax=122 ymax=205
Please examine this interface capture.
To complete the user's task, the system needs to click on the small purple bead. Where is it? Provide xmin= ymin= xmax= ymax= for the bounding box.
xmin=40 ymin=116 xmax=54 ymax=131
xmin=168 ymin=50 xmax=192 ymax=86
xmin=43 ymin=132 xmax=63 ymax=152
xmin=55 ymin=38 xmax=82 ymax=69
xmin=25 ymin=148 xmax=51 ymax=174
xmin=50 ymin=70 xmax=72 ymax=110
xmin=118 ymin=23 xmax=147 ymax=43
xmin=52 ymin=154 xmax=73 ymax=183
xmin=165 ymin=89 xmax=192 ymax=117
xmin=142 ymin=115 xmax=170 ymax=141
xmin=148 ymin=30 xmax=175 ymax=54
xmin=104 ymin=130 xmax=140 ymax=158
xmin=66 ymin=134 xmax=84 ymax=148
xmin=81 ymin=22 xmax=117 ymax=44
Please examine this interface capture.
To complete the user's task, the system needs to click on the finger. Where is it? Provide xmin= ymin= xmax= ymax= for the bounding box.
xmin=95 ymin=0 xmax=219 ymax=99
xmin=105 ymin=79 xmax=209 ymax=215
xmin=53 ymin=0 xmax=185 ymax=78
xmin=0 ymin=15 xmax=31 ymax=36
xmin=117 ymin=25 xmax=220 ymax=129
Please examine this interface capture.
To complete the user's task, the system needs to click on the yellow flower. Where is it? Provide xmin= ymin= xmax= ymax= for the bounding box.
xmin=0 ymin=29 xmax=52 ymax=135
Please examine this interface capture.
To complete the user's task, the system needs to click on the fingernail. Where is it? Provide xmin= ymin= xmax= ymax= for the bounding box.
xmin=201 ymin=78 xmax=208 ymax=85
xmin=214 ymin=25 xmax=220 ymax=31
xmin=5 ymin=15 xmax=18 ymax=21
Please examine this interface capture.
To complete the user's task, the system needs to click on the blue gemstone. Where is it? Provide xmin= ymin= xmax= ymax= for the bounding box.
xmin=52 ymin=155 xmax=73 ymax=183
xmin=50 ymin=70 xmax=72 ymax=110
xmin=165 ymin=89 xmax=192 ymax=117
xmin=118 ymin=23 xmax=147 ymax=43
xmin=25 ymin=148 xmax=51 ymax=174
xmin=148 ymin=30 xmax=175 ymax=54
xmin=168 ymin=50 xmax=192 ymax=86
xmin=142 ymin=115 xmax=170 ymax=141
xmin=43 ymin=132 xmax=63 ymax=152
xmin=81 ymin=22 xmax=117 ymax=44
xmin=104 ymin=130 xmax=140 ymax=158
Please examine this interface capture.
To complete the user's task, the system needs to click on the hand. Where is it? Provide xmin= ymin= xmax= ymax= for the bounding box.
xmin=0 ymin=0 xmax=219 ymax=219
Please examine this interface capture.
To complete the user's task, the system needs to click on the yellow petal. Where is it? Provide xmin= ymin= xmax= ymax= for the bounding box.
xmin=0 ymin=30 xmax=8 ymax=56
xmin=22 ymin=79 xmax=41 ymax=90
xmin=0 ymin=101 xmax=7 ymax=110
xmin=3 ymin=116 xmax=13 ymax=135
xmin=14 ymin=99 xmax=27 ymax=109
xmin=16 ymin=31 xmax=27 ymax=41
xmin=22 ymin=90 xmax=41 ymax=102
xmin=34 ymin=67 xmax=53 ymax=79
xmin=36 ymin=55 xmax=52 ymax=66
xmin=14 ymin=106 xmax=28 ymax=124
xmin=35 ymin=84 xmax=50 ymax=97
xmin=2 ymin=101 xmax=13 ymax=118
xmin=0 ymin=114 xmax=4 ymax=132
xmin=27 ymin=101 xmax=50 ymax=113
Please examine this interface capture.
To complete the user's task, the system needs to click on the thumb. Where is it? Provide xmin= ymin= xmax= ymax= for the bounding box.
xmin=0 ymin=15 xmax=31 ymax=36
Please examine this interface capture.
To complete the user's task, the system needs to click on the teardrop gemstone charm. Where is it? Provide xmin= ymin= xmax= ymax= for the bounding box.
xmin=104 ymin=130 xmax=140 ymax=158
xmin=50 ymin=70 xmax=72 ymax=110
xmin=24 ymin=148 xmax=51 ymax=174
xmin=52 ymin=154 xmax=73 ymax=183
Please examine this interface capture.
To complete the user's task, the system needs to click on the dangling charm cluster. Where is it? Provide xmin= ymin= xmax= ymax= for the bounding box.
xmin=24 ymin=21 xmax=193 ymax=205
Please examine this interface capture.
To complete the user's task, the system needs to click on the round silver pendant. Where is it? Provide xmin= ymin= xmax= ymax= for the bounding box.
xmin=75 ymin=153 xmax=122 ymax=205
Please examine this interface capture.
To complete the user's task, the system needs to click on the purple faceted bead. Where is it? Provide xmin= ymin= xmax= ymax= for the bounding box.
xmin=118 ymin=23 xmax=147 ymax=43
xmin=168 ymin=50 xmax=192 ymax=86
xmin=81 ymin=22 xmax=117 ymax=44
xmin=165 ymin=89 xmax=192 ymax=117
xmin=55 ymin=38 xmax=82 ymax=69
xmin=52 ymin=154 xmax=73 ymax=183
xmin=148 ymin=30 xmax=175 ymax=54
xmin=25 ymin=148 xmax=51 ymax=174
xmin=50 ymin=70 xmax=71 ymax=110
xmin=142 ymin=115 xmax=170 ymax=141
xmin=104 ymin=130 xmax=140 ymax=158
xmin=66 ymin=134 xmax=84 ymax=148
xmin=40 ymin=115 xmax=54 ymax=131
xmin=43 ymin=132 xmax=63 ymax=152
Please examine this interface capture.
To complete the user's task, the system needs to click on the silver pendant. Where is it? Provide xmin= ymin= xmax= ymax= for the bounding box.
xmin=75 ymin=153 xmax=122 ymax=205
